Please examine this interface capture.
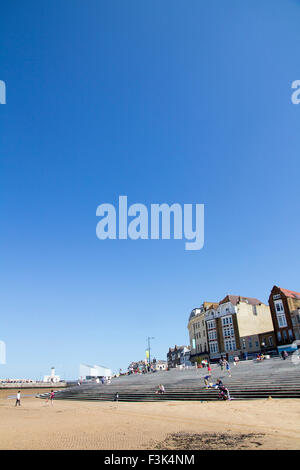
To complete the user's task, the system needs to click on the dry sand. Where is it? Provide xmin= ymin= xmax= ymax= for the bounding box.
xmin=0 ymin=392 xmax=299 ymax=450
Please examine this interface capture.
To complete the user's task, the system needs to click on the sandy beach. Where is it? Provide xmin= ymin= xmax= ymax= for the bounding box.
xmin=0 ymin=391 xmax=299 ymax=450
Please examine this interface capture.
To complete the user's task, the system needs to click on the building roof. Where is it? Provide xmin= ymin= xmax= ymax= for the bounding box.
xmin=189 ymin=302 xmax=218 ymax=320
xmin=204 ymin=302 xmax=219 ymax=310
xmin=275 ymin=286 xmax=300 ymax=300
xmin=168 ymin=345 xmax=190 ymax=352
xmin=219 ymin=295 xmax=263 ymax=306
xmin=188 ymin=307 xmax=203 ymax=320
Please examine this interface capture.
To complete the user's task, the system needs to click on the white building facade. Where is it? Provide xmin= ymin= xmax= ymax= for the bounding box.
xmin=79 ymin=364 xmax=112 ymax=380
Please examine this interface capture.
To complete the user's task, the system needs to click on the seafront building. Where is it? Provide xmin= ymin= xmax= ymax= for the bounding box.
xmin=154 ymin=360 xmax=167 ymax=371
xmin=269 ymin=286 xmax=300 ymax=347
xmin=43 ymin=367 xmax=60 ymax=383
xmin=207 ymin=295 xmax=274 ymax=361
xmin=79 ymin=364 xmax=112 ymax=381
xmin=167 ymin=345 xmax=191 ymax=368
xmin=188 ymin=295 xmax=275 ymax=362
xmin=187 ymin=303 xmax=217 ymax=363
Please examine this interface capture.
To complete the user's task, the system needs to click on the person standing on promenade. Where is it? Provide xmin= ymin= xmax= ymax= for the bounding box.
xmin=225 ymin=360 xmax=231 ymax=377
xmin=15 ymin=391 xmax=21 ymax=407
xmin=203 ymin=375 xmax=211 ymax=388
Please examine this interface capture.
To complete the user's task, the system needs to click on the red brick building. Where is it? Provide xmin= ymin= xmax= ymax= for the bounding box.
xmin=268 ymin=286 xmax=300 ymax=346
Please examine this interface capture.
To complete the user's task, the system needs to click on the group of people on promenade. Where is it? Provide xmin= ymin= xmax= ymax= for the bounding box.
xmin=199 ymin=357 xmax=233 ymax=377
xmin=218 ymin=358 xmax=232 ymax=376
xmin=204 ymin=375 xmax=231 ymax=402
xmin=203 ymin=375 xmax=231 ymax=400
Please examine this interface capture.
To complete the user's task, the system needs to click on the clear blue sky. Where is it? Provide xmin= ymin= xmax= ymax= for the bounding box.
xmin=1 ymin=0 xmax=300 ymax=379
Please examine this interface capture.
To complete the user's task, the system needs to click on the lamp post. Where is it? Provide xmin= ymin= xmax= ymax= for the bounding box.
xmin=147 ymin=336 xmax=155 ymax=365
xmin=261 ymin=342 xmax=265 ymax=355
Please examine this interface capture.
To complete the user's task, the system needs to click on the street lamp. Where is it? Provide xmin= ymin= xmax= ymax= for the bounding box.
xmin=147 ymin=336 xmax=155 ymax=365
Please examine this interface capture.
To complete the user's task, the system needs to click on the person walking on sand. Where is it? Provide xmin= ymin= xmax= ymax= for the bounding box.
xmin=15 ymin=391 xmax=21 ymax=406
xmin=46 ymin=389 xmax=55 ymax=406
xmin=49 ymin=390 xmax=55 ymax=406
xmin=207 ymin=363 xmax=212 ymax=375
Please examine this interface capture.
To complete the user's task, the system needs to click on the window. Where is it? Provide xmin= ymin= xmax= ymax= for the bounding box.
xmin=210 ymin=342 xmax=218 ymax=353
xmin=275 ymin=300 xmax=284 ymax=313
xmin=277 ymin=313 xmax=287 ymax=328
xmin=242 ymin=339 xmax=246 ymax=349
xmin=288 ymin=329 xmax=294 ymax=341
xmin=269 ymin=336 xmax=273 ymax=346
xmin=207 ymin=320 xmax=216 ymax=330
xmin=223 ymin=327 xmax=234 ymax=338
xmin=283 ymin=330 xmax=287 ymax=340
xmin=225 ymin=339 xmax=236 ymax=351
xmin=252 ymin=305 xmax=257 ymax=315
xmin=277 ymin=331 xmax=282 ymax=342
xmin=208 ymin=331 xmax=217 ymax=341
xmin=222 ymin=316 xmax=233 ymax=327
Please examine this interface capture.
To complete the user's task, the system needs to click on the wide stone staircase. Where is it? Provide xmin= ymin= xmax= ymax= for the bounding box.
xmin=37 ymin=357 xmax=300 ymax=402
